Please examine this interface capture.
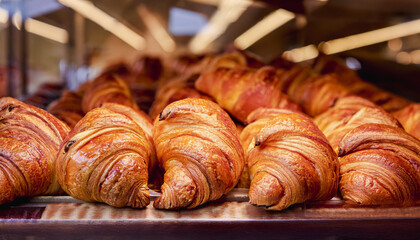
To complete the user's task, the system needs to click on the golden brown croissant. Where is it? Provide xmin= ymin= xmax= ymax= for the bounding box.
xmin=246 ymin=110 xmax=339 ymax=210
xmin=338 ymin=123 xmax=420 ymax=205
xmin=152 ymin=98 xmax=244 ymax=209
xmin=237 ymin=108 xmax=300 ymax=189
xmin=55 ymin=103 xmax=155 ymax=208
xmin=149 ymin=73 xmax=212 ymax=119
xmin=393 ymin=103 xmax=420 ymax=139
xmin=82 ymin=74 xmax=139 ymax=114
xmin=312 ymin=55 xmax=411 ymax=112
xmin=313 ymin=96 xmax=420 ymax=205
xmin=195 ymin=66 xmax=302 ymax=123
xmin=287 ymin=73 xmax=350 ymax=117
xmin=0 ymin=97 xmax=70 ymax=205
xmin=314 ymin=96 xmax=401 ymax=152
xmin=47 ymin=91 xmax=84 ymax=128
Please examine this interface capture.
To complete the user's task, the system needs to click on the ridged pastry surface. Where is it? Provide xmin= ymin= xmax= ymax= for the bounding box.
xmin=246 ymin=110 xmax=339 ymax=210
xmin=56 ymin=103 xmax=154 ymax=208
xmin=0 ymin=97 xmax=70 ymax=204
xmin=152 ymin=98 xmax=244 ymax=209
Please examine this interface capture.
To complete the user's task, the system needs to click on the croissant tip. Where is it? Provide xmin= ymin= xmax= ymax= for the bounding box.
xmin=64 ymin=140 xmax=76 ymax=153
xmin=337 ymin=148 xmax=343 ymax=156
xmin=254 ymin=135 xmax=261 ymax=146
xmin=329 ymin=97 xmax=339 ymax=108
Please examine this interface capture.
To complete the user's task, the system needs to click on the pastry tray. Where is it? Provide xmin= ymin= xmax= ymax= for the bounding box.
xmin=0 ymin=189 xmax=419 ymax=240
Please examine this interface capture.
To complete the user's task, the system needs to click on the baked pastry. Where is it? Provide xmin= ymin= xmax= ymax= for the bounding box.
xmin=246 ymin=110 xmax=339 ymax=210
xmin=0 ymin=97 xmax=70 ymax=205
xmin=314 ymin=96 xmax=420 ymax=205
xmin=338 ymin=123 xmax=420 ymax=205
xmin=314 ymin=96 xmax=401 ymax=152
xmin=55 ymin=103 xmax=155 ymax=208
xmin=152 ymin=98 xmax=244 ymax=209
xmin=47 ymin=91 xmax=84 ymax=128
xmin=238 ymin=108 xmax=300 ymax=189
xmin=149 ymin=73 xmax=212 ymax=119
xmin=312 ymin=55 xmax=411 ymax=112
xmin=82 ymin=74 xmax=138 ymax=114
xmin=195 ymin=66 xmax=301 ymax=123
xmin=287 ymin=73 xmax=350 ymax=117
xmin=393 ymin=103 xmax=420 ymax=139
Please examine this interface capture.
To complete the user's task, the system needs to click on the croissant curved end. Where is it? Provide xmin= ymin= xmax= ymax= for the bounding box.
xmin=129 ymin=186 xmax=150 ymax=208
xmin=159 ymin=110 xmax=172 ymax=121
xmin=0 ymin=171 xmax=15 ymax=205
xmin=249 ymin=172 xmax=283 ymax=209
xmin=153 ymin=166 xmax=197 ymax=210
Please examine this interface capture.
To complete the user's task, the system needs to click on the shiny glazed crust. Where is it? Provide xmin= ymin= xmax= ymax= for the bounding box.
xmin=55 ymin=103 xmax=154 ymax=208
xmin=152 ymin=98 xmax=244 ymax=209
xmin=0 ymin=97 xmax=70 ymax=204
xmin=393 ymin=103 xmax=420 ymax=139
xmin=246 ymin=111 xmax=339 ymax=210
xmin=47 ymin=90 xmax=84 ymax=128
xmin=82 ymin=74 xmax=138 ymax=114
xmin=195 ymin=66 xmax=301 ymax=123
xmin=338 ymin=123 xmax=420 ymax=205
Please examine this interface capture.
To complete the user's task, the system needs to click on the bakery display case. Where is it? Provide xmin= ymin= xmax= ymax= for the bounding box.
xmin=0 ymin=0 xmax=419 ymax=239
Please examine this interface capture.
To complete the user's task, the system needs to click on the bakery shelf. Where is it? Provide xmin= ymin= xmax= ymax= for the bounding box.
xmin=1 ymin=189 xmax=419 ymax=240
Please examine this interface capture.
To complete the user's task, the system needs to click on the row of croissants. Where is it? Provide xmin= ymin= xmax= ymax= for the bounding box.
xmin=1 ymin=50 xmax=419 ymax=211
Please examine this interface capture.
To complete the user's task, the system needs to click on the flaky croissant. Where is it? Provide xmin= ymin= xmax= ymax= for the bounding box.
xmin=152 ymin=98 xmax=244 ymax=209
xmin=149 ymin=73 xmax=211 ymax=119
xmin=314 ymin=96 xmax=420 ymax=205
xmin=393 ymin=103 xmax=420 ymax=139
xmin=0 ymin=97 xmax=70 ymax=205
xmin=287 ymin=73 xmax=350 ymax=117
xmin=195 ymin=66 xmax=301 ymax=123
xmin=314 ymin=96 xmax=401 ymax=152
xmin=238 ymin=108 xmax=300 ymax=189
xmin=312 ymin=55 xmax=411 ymax=112
xmin=47 ymin=91 xmax=84 ymax=128
xmin=338 ymin=123 xmax=420 ymax=205
xmin=55 ymin=103 xmax=155 ymax=208
xmin=246 ymin=110 xmax=339 ymax=210
xmin=82 ymin=74 xmax=139 ymax=114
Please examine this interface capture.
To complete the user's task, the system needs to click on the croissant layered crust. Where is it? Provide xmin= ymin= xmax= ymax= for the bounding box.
xmin=238 ymin=108 xmax=301 ymax=189
xmin=195 ymin=66 xmax=301 ymax=123
xmin=0 ymin=97 xmax=70 ymax=204
xmin=393 ymin=103 xmax=420 ymax=139
xmin=314 ymin=96 xmax=401 ymax=152
xmin=55 ymin=103 xmax=154 ymax=208
xmin=82 ymin=74 xmax=139 ymax=114
xmin=246 ymin=111 xmax=339 ymax=210
xmin=152 ymin=98 xmax=244 ymax=209
xmin=47 ymin=90 xmax=84 ymax=128
xmin=338 ymin=123 xmax=420 ymax=205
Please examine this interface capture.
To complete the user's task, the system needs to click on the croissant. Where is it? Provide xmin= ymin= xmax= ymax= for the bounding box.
xmin=47 ymin=91 xmax=84 ymax=128
xmin=238 ymin=108 xmax=300 ymax=189
xmin=314 ymin=96 xmax=401 ymax=152
xmin=313 ymin=96 xmax=420 ymax=205
xmin=152 ymin=98 xmax=244 ymax=209
xmin=82 ymin=74 xmax=139 ymax=114
xmin=287 ymin=73 xmax=350 ymax=117
xmin=55 ymin=103 xmax=155 ymax=208
xmin=149 ymin=73 xmax=211 ymax=119
xmin=338 ymin=123 xmax=420 ymax=205
xmin=195 ymin=66 xmax=301 ymax=123
xmin=246 ymin=110 xmax=339 ymax=210
xmin=393 ymin=103 xmax=420 ymax=139
xmin=0 ymin=97 xmax=70 ymax=205
xmin=312 ymin=55 xmax=411 ymax=112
